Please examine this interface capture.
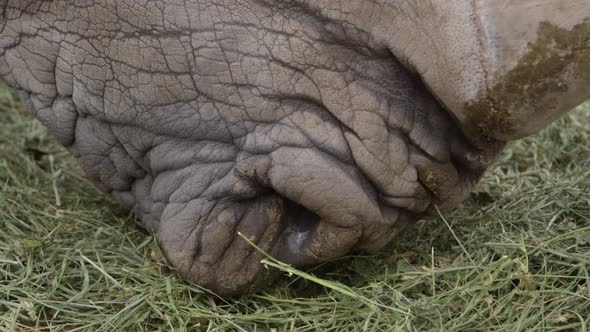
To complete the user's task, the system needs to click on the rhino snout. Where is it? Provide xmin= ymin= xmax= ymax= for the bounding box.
xmin=0 ymin=0 xmax=587 ymax=295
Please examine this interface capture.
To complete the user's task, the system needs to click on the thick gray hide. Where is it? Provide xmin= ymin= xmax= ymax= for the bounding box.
xmin=4 ymin=0 xmax=585 ymax=295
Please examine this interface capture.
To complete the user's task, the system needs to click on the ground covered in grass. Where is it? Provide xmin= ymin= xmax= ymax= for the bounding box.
xmin=0 ymin=83 xmax=589 ymax=331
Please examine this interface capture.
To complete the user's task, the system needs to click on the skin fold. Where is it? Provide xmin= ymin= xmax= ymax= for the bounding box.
xmin=0 ymin=0 xmax=588 ymax=295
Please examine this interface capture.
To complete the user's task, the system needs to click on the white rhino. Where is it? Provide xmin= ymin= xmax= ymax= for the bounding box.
xmin=0 ymin=0 xmax=589 ymax=295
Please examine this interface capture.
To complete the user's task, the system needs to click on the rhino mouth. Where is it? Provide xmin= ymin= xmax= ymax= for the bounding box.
xmin=273 ymin=200 xmax=320 ymax=265
xmin=150 ymin=63 xmax=506 ymax=295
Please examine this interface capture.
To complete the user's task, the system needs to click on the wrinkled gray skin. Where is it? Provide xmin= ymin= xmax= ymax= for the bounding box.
xmin=1 ymin=1 xmax=589 ymax=295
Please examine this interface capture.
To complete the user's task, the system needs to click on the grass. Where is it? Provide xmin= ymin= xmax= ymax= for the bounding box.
xmin=0 ymin=83 xmax=589 ymax=331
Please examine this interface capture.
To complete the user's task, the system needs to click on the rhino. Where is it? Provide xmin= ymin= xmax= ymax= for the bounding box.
xmin=1 ymin=0 xmax=589 ymax=295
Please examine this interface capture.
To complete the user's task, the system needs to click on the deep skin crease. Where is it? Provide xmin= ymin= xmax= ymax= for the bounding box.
xmin=0 ymin=1 xmax=588 ymax=295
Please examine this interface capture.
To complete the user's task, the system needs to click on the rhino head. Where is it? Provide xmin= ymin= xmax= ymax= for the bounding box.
xmin=0 ymin=0 xmax=588 ymax=295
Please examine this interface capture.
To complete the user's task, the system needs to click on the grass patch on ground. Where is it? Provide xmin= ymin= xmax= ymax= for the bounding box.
xmin=0 ymin=83 xmax=589 ymax=331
